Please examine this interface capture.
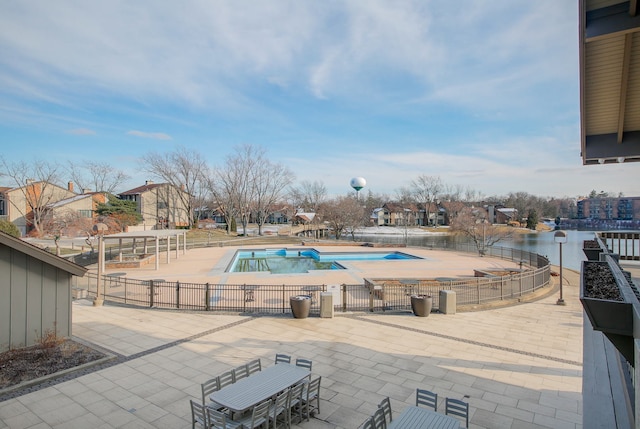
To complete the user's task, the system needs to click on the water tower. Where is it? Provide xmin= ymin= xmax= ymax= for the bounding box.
xmin=350 ymin=177 xmax=366 ymax=200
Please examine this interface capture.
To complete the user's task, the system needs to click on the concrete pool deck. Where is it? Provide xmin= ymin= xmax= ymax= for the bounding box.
xmin=1 ymin=243 xmax=591 ymax=428
xmin=98 ymin=244 xmax=528 ymax=287
xmin=0 ymin=264 xmax=582 ymax=429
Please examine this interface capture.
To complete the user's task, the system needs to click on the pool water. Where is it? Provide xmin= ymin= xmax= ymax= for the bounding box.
xmin=228 ymin=248 xmax=421 ymax=274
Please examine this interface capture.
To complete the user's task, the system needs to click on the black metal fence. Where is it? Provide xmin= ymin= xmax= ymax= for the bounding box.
xmin=71 ymin=243 xmax=550 ymax=315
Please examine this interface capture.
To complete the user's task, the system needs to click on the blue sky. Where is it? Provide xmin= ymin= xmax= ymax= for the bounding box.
xmin=0 ymin=1 xmax=635 ymax=198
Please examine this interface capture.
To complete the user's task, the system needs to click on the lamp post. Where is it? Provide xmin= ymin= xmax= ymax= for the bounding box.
xmin=554 ymin=230 xmax=567 ymax=305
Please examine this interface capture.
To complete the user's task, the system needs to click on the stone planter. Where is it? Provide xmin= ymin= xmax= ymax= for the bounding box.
xmin=410 ymin=295 xmax=432 ymax=317
xmin=580 ymin=260 xmax=634 ymax=363
xmin=290 ymin=295 xmax=311 ymax=319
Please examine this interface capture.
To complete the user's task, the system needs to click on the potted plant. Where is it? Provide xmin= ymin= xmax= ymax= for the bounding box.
xmin=290 ymin=295 xmax=312 ymax=319
xmin=410 ymin=294 xmax=432 ymax=317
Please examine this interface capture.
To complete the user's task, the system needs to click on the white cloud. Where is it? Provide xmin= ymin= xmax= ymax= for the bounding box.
xmin=67 ymin=128 xmax=96 ymax=135
xmin=126 ymin=130 xmax=172 ymax=140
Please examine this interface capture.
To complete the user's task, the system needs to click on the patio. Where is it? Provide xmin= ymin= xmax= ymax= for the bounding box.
xmin=0 ymin=266 xmax=582 ymax=428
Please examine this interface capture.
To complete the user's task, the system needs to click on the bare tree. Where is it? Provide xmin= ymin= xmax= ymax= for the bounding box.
xmin=449 ymin=206 xmax=513 ymax=255
xmin=0 ymin=158 xmax=68 ymax=236
xmin=142 ymin=147 xmax=209 ymax=228
xmin=289 ymin=180 xmax=327 ymax=212
xmin=411 ymin=175 xmax=442 ymax=227
xmin=207 ymin=144 xmax=262 ymax=235
xmin=320 ymin=196 xmax=364 ymax=240
xmin=67 ymin=160 xmax=129 ymax=193
xmin=252 ymin=159 xmax=295 ymax=235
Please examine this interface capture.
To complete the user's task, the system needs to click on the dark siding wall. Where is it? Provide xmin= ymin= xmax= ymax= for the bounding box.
xmin=0 ymin=243 xmax=72 ymax=352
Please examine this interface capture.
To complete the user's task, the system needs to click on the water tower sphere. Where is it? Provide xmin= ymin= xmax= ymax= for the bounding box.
xmin=350 ymin=177 xmax=366 ymax=191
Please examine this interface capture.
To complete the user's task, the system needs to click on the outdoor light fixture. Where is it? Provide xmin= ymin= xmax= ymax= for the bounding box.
xmin=617 ymin=157 xmax=625 ymax=163
xmin=554 ymin=230 xmax=568 ymax=305
xmin=598 ymin=158 xmax=605 ymax=164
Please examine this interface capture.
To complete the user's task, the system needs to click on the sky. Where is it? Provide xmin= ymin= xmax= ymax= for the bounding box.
xmin=0 ymin=1 xmax=636 ymax=199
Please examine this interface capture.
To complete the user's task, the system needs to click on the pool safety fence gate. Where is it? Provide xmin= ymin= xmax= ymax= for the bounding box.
xmin=72 ymin=244 xmax=551 ymax=314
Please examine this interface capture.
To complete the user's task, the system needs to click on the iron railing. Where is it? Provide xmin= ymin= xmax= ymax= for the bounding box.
xmin=71 ymin=242 xmax=551 ymax=315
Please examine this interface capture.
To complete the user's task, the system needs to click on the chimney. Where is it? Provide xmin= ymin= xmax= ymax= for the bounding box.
xmin=145 ymin=180 xmax=154 ymax=186
xmin=68 ymin=181 xmax=74 ymax=192
xmin=180 ymin=184 xmax=185 ymax=191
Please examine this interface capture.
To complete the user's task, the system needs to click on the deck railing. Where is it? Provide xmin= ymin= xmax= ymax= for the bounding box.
xmin=71 ymin=242 xmax=551 ymax=314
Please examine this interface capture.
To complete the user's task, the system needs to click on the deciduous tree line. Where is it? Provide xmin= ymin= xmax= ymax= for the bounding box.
xmin=1 ymin=146 xmax=591 ymax=239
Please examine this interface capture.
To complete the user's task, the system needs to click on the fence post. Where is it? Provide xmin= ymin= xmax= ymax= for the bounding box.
xmin=369 ymin=283 xmax=374 ymax=312
xmin=476 ymin=278 xmax=480 ymax=304
xmin=150 ymin=280 xmax=154 ymax=308
xmin=205 ymin=283 xmax=210 ymax=311
xmin=176 ymin=281 xmax=180 ymax=309
xmin=124 ymin=277 xmax=128 ymax=304
xmin=500 ymin=277 xmax=504 ymax=300
xmin=282 ymin=285 xmax=286 ymax=313
xmin=342 ymin=284 xmax=347 ymax=312
xmin=520 ymin=272 xmax=524 ymax=296
xmin=243 ymin=284 xmax=247 ymax=313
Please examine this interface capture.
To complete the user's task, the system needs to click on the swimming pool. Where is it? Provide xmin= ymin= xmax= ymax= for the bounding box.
xmin=227 ymin=248 xmax=422 ymax=274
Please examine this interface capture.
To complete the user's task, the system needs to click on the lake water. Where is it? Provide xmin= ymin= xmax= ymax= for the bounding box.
xmin=349 ymin=230 xmax=603 ymax=271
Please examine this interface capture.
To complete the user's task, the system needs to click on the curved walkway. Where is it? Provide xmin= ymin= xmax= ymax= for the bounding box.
xmin=0 ymin=266 xmax=581 ymax=429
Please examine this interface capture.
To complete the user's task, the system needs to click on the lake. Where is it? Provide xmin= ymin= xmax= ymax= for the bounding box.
xmin=348 ymin=230 xmax=604 ymax=271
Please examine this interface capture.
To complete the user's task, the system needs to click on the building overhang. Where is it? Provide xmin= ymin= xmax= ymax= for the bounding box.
xmin=580 ymin=0 xmax=640 ymax=164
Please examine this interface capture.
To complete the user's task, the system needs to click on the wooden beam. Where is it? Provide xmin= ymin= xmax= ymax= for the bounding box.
xmin=617 ymin=33 xmax=633 ymax=144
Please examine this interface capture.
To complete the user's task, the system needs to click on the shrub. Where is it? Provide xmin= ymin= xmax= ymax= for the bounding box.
xmin=0 ymin=219 xmax=21 ymax=237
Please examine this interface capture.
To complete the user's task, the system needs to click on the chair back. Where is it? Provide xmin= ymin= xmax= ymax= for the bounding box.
xmin=359 ymin=417 xmax=374 ymax=429
xmin=371 ymin=407 xmax=387 ymax=429
xmin=295 ymin=358 xmax=312 ymax=371
xmin=190 ymin=399 xmax=207 ymax=429
xmin=270 ymin=388 xmax=289 ymax=425
xmin=218 ymin=370 xmax=235 ymax=389
xmin=248 ymin=398 xmax=272 ymax=429
xmin=445 ymin=397 xmax=469 ymax=428
xmin=288 ymin=381 xmax=305 ymax=408
xmin=247 ymin=358 xmax=262 ymax=374
xmin=208 ymin=408 xmax=228 ymax=428
xmin=378 ymin=396 xmax=392 ymax=424
xmin=233 ymin=364 xmax=249 ymax=382
xmin=201 ymin=377 xmax=220 ymax=404
xmin=416 ymin=388 xmax=438 ymax=411
xmin=275 ymin=353 xmax=291 ymax=364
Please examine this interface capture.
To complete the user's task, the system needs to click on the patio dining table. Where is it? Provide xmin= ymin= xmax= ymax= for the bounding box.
xmin=210 ymin=363 xmax=310 ymax=414
xmin=387 ymin=406 xmax=460 ymax=428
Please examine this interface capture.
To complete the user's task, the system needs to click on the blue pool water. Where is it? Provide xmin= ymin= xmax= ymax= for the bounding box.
xmin=227 ymin=248 xmax=422 ymax=274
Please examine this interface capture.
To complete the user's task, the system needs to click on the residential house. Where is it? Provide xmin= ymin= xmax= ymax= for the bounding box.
xmin=381 ymin=202 xmax=419 ymax=227
xmin=45 ymin=191 xmax=108 ymax=234
xmin=119 ymin=181 xmax=192 ymax=229
xmin=0 ymin=181 xmax=76 ymax=236
xmin=0 ymin=230 xmax=87 ymax=352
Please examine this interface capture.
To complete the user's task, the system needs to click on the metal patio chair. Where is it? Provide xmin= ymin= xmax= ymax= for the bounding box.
xmin=275 ymin=353 xmax=291 ymax=364
xmin=445 ymin=397 xmax=469 ymax=428
xmin=416 ymin=388 xmax=438 ymax=411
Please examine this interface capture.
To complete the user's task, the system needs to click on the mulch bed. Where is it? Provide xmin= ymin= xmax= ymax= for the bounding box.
xmin=0 ymin=339 xmax=106 ymax=389
xmin=583 ymin=262 xmax=622 ymax=301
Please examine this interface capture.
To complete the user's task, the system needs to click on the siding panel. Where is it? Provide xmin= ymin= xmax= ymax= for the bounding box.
xmin=25 ymin=257 xmax=43 ymax=346
xmin=9 ymin=249 xmax=28 ymax=349
xmin=0 ymin=246 xmax=11 ymax=351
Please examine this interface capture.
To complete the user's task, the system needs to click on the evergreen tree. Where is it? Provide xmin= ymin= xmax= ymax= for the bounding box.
xmin=526 ymin=209 xmax=539 ymax=230
xmin=0 ymin=219 xmax=21 ymax=237
xmin=95 ymin=194 xmax=142 ymax=231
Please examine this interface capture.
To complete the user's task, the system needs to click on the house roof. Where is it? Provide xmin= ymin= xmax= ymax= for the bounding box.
xmin=580 ymin=0 xmax=640 ymax=164
xmin=119 ymin=183 xmax=167 ymax=195
xmin=0 ymin=231 xmax=87 ymax=277
xmin=46 ymin=193 xmax=92 ymax=208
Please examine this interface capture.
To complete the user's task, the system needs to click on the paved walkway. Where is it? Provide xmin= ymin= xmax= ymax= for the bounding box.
xmin=0 ymin=264 xmax=582 ymax=429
